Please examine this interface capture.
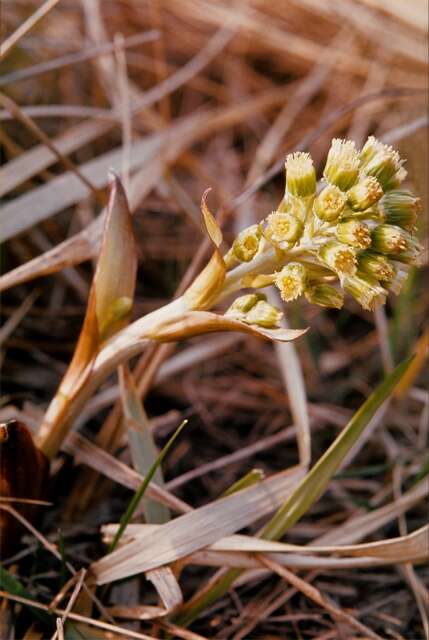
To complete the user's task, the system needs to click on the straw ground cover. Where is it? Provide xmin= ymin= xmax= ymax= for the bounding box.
xmin=1 ymin=1 xmax=428 ymax=638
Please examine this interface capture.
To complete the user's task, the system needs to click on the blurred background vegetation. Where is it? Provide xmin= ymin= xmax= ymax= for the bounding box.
xmin=0 ymin=1 xmax=428 ymax=638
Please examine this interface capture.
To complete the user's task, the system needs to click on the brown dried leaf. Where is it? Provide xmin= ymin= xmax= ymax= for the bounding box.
xmin=92 ymin=466 xmax=304 ymax=584
xmin=0 ymin=420 xmax=48 ymax=557
xmin=200 ymin=188 xmax=222 ymax=247
xmin=37 ymin=176 xmax=137 ymax=459
xmin=93 ymin=174 xmax=137 ymax=342
xmin=145 ymin=310 xmax=308 ymax=343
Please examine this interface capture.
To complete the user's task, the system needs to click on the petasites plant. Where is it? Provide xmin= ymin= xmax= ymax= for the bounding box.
xmin=36 ymin=137 xmax=422 ymax=460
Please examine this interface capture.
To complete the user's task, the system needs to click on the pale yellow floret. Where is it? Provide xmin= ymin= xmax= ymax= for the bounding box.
xmin=274 ymin=263 xmax=307 ymax=301
xmin=265 ymin=211 xmax=303 ymax=245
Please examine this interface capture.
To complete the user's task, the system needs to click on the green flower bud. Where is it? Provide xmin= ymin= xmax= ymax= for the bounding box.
xmin=323 ymin=139 xmax=360 ymax=191
xmin=313 ymin=184 xmax=347 ymax=222
xmin=274 ymin=263 xmax=308 ymax=302
xmin=305 ymin=283 xmax=344 ymax=309
xmin=231 ymin=224 xmax=261 ymax=262
xmin=380 ymin=190 xmax=421 ymax=230
xmin=245 ymin=300 xmax=283 ymax=328
xmin=226 ymin=294 xmax=283 ymax=327
xmin=371 ymin=224 xmax=410 ymax=255
xmin=285 ymin=152 xmax=316 ymax=197
xmin=383 ymin=166 xmax=407 ymax=191
xmin=359 ymin=136 xmax=406 ymax=190
xmin=335 ymin=219 xmax=371 ymax=249
xmin=344 ymin=273 xmax=387 ymax=311
xmin=227 ymin=293 xmax=265 ymax=317
xmin=264 ymin=211 xmax=304 ymax=247
xmin=319 ymin=240 xmax=357 ymax=277
xmin=358 ymin=251 xmax=395 ymax=282
xmin=346 ymin=176 xmax=383 ymax=211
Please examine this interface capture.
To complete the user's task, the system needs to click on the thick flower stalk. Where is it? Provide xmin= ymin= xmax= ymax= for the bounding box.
xmin=37 ymin=138 xmax=422 ymax=459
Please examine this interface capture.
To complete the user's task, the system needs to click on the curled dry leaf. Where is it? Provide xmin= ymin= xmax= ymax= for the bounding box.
xmin=200 ymin=188 xmax=222 ymax=247
xmin=0 ymin=421 xmax=48 ymax=557
xmin=183 ymin=190 xmax=225 ymax=310
xmin=37 ymin=175 xmax=137 ymax=460
xmin=145 ymin=310 xmax=308 ymax=343
xmin=94 ymin=173 xmax=137 ymax=343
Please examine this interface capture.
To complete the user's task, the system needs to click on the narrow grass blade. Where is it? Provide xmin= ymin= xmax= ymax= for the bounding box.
xmin=221 ymin=469 xmax=265 ymax=497
xmin=260 ymin=355 xmax=415 ymax=541
xmin=175 ymin=354 xmax=415 ymax=626
xmin=109 ymin=419 xmax=188 ymax=552
xmin=268 ymin=290 xmax=310 ymax=467
xmin=0 ymin=565 xmax=50 ymax=624
xmin=394 ymin=327 xmax=428 ymax=399
xmin=93 ymin=466 xmax=303 ymax=584
xmin=119 ymin=365 xmax=170 ymax=524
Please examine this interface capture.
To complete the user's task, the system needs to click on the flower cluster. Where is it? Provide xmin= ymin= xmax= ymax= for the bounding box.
xmin=224 ymin=136 xmax=422 ymax=327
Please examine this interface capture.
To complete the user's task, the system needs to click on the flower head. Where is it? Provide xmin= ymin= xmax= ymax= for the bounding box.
xmin=347 ymin=176 xmax=383 ymax=211
xmin=231 ymin=224 xmax=262 ymax=262
xmin=246 ymin=300 xmax=283 ymax=328
xmin=324 ymin=139 xmax=360 ymax=191
xmin=380 ymin=190 xmax=421 ymax=230
xmin=227 ymin=293 xmax=265 ymax=317
xmin=226 ymin=293 xmax=283 ymax=328
xmin=314 ymin=184 xmax=347 ymax=222
xmin=358 ymin=251 xmax=395 ymax=282
xmin=335 ymin=219 xmax=371 ymax=249
xmin=264 ymin=210 xmax=304 ymax=247
xmin=359 ymin=136 xmax=406 ymax=190
xmin=371 ymin=224 xmax=409 ymax=255
xmin=344 ymin=273 xmax=387 ymax=311
xmin=305 ymin=283 xmax=344 ymax=309
xmin=219 ymin=136 xmax=420 ymax=314
xmin=319 ymin=240 xmax=357 ymax=277
xmin=274 ymin=263 xmax=308 ymax=301
xmin=285 ymin=152 xmax=316 ymax=197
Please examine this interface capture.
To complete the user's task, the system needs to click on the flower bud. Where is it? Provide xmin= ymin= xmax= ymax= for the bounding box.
xmin=226 ymin=294 xmax=283 ymax=328
xmin=371 ymin=224 xmax=409 ymax=255
xmin=358 ymin=251 xmax=395 ymax=282
xmin=264 ymin=211 xmax=304 ymax=246
xmin=346 ymin=176 xmax=383 ymax=211
xmin=335 ymin=219 xmax=371 ymax=249
xmin=313 ymin=184 xmax=347 ymax=222
xmin=383 ymin=166 xmax=407 ymax=191
xmin=323 ymin=139 xmax=360 ymax=191
xmin=285 ymin=152 xmax=316 ymax=197
xmin=226 ymin=293 xmax=265 ymax=317
xmin=231 ymin=224 xmax=261 ymax=262
xmin=380 ymin=190 xmax=421 ymax=230
xmin=305 ymin=283 xmax=344 ymax=309
xmin=319 ymin=240 xmax=357 ymax=277
xmin=274 ymin=263 xmax=308 ymax=302
xmin=344 ymin=273 xmax=387 ymax=311
xmin=245 ymin=300 xmax=283 ymax=328
xmin=359 ymin=136 xmax=406 ymax=190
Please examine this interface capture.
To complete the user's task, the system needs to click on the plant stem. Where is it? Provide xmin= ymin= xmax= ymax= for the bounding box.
xmin=37 ymin=297 xmax=186 ymax=459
